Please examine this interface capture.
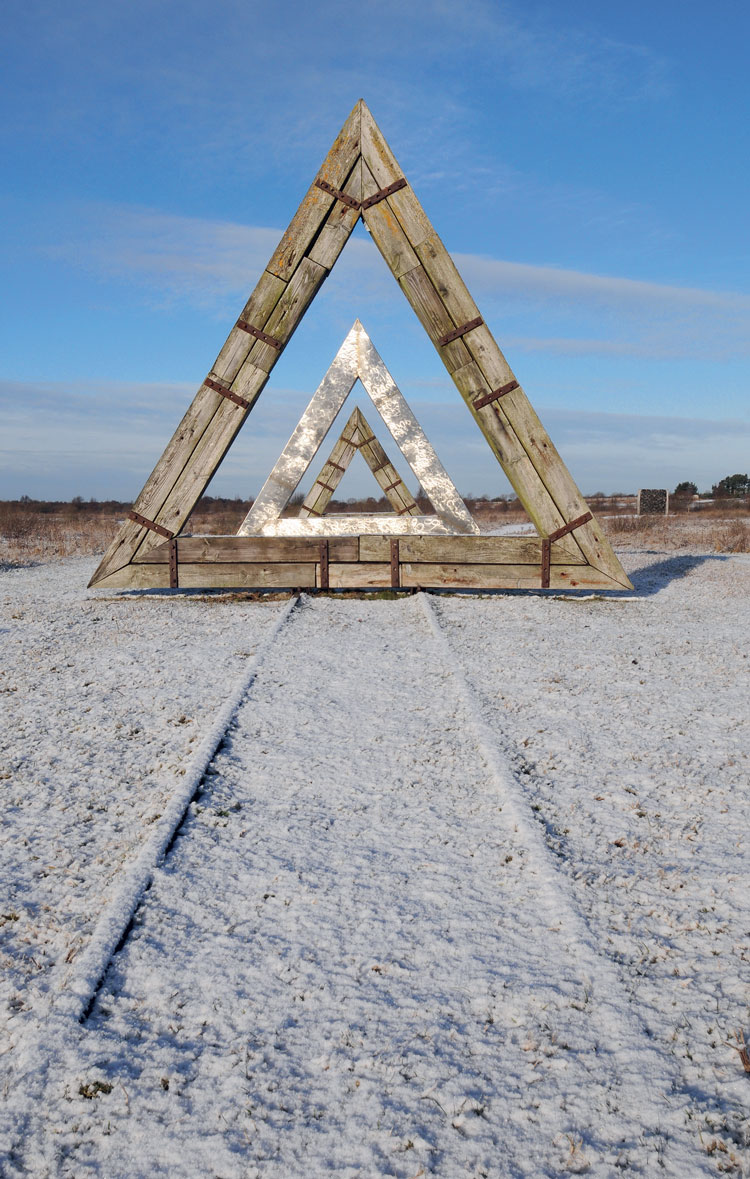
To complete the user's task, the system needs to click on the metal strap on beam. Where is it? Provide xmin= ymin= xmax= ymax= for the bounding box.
xmin=128 ymin=511 xmax=174 ymax=540
xmin=547 ymin=512 xmax=593 ymax=543
xmin=390 ymin=538 xmax=400 ymax=588
xmin=361 ymin=178 xmax=407 ymax=210
xmin=235 ymin=320 xmax=282 ymax=349
xmin=329 ymin=461 xmax=346 ymax=473
xmin=314 ymin=177 xmax=361 ymax=211
xmin=354 ymin=434 xmax=376 ymax=449
xmin=438 ymin=316 xmax=483 ymax=347
xmin=540 ymin=512 xmax=593 ymax=587
xmin=204 ymin=376 xmax=250 ymax=410
xmin=541 ymin=540 xmax=551 ymax=590
xmin=319 ymin=539 xmax=329 ymax=590
xmin=315 ymin=175 xmax=408 ymax=212
xmin=473 ymin=380 xmax=519 ymax=410
xmin=169 ymin=539 xmax=179 ymax=589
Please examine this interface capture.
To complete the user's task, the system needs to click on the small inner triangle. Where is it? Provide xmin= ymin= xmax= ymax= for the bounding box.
xmin=238 ymin=320 xmax=479 ymax=538
xmin=298 ymin=406 xmax=421 ymax=520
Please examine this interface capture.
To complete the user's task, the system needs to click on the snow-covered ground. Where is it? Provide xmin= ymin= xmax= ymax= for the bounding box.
xmin=1 ymin=550 xmax=748 ymax=1177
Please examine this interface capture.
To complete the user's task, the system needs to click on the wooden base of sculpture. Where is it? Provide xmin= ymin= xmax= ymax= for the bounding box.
xmin=91 ymin=534 xmax=628 ymax=592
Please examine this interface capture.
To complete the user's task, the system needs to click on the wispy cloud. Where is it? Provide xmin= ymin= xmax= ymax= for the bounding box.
xmin=47 ymin=204 xmax=750 ymax=362
xmin=2 ymin=377 xmax=746 ymax=501
xmin=5 ymin=1 xmax=673 ymax=190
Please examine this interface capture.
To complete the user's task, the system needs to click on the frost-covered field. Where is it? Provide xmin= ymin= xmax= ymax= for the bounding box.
xmin=1 ymin=550 xmax=748 ymax=1177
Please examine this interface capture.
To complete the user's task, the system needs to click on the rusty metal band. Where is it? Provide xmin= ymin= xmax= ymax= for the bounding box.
xmin=547 ymin=512 xmax=593 ymax=543
xmin=235 ymin=320 xmax=282 ymax=349
xmin=329 ymin=461 xmax=346 ymax=473
xmin=540 ymin=538 xmax=551 ymax=589
xmin=473 ymin=380 xmax=519 ymax=410
xmin=390 ymin=538 xmax=400 ymax=588
xmin=319 ymin=540 xmax=329 ymax=590
xmin=371 ymin=462 xmax=388 ymax=474
xmin=169 ymin=539 xmax=179 ymax=589
xmin=397 ymin=504 xmax=415 ymax=515
xmin=128 ymin=510 xmax=174 ymax=540
xmin=541 ymin=512 xmax=593 ymax=586
xmin=437 ymin=316 xmax=483 ymax=347
xmin=314 ymin=177 xmax=361 ymax=211
xmin=361 ymin=178 xmax=407 ymax=210
xmin=384 ymin=480 xmax=402 ymax=493
xmin=306 ymin=508 xmax=322 ymax=516
xmin=204 ymin=376 xmax=250 ymax=410
xmin=316 ymin=481 xmax=336 ymax=494
xmin=355 ymin=434 xmax=376 ymax=449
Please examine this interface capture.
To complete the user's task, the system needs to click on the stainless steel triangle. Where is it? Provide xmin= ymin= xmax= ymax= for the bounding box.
xmin=238 ymin=320 xmax=479 ymax=537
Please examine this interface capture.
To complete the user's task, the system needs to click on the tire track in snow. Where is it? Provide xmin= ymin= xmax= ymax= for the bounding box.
xmin=35 ymin=594 xmax=707 ymax=1178
xmin=419 ymin=593 xmax=689 ymax=1141
xmin=6 ymin=593 xmax=709 ymax=1176
xmin=62 ymin=594 xmax=300 ymax=1023
xmin=1 ymin=596 xmax=298 ymax=1168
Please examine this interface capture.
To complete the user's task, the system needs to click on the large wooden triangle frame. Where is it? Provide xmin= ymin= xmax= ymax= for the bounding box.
xmin=90 ymin=99 xmax=632 ymax=593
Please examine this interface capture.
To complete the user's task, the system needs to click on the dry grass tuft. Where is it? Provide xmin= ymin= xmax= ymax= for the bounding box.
xmin=0 ymin=503 xmax=122 ymax=566
xmin=603 ymin=514 xmax=750 ymax=552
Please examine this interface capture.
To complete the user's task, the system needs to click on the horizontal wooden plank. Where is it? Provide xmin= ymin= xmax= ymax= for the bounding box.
xmin=399 ymin=563 xmax=623 ymax=590
xmin=94 ymin=556 xmax=627 ymax=592
xmin=324 ymin=563 xmax=393 ymax=589
xmin=138 ymin=536 xmax=359 ymax=564
xmin=94 ymin=563 xmax=318 ymax=590
xmin=359 ymin=535 xmax=586 ymax=565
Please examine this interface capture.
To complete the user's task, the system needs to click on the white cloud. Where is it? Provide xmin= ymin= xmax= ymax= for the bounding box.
xmin=49 ymin=204 xmax=750 ymax=362
xmin=1 ymin=378 xmax=746 ymax=501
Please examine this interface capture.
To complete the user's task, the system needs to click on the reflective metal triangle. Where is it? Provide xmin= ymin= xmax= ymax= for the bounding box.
xmin=238 ymin=321 xmax=479 ymax=537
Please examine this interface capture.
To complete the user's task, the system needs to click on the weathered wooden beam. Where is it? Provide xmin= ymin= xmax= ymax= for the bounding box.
xmin=399 ymin=563 xmax=624 ymax=591
xmin=326 ymin=563 xmax=393 ymax=589
xmin=359 ymin=100 xmax=631 ymax=590
xmin=358 ymin=535 xmax=586 ymax=565
xmin=360 ymin=103 xmax=432 ymax=249
xmin=94 ymin=562 xmax=319 ymax=591
xmin=89 ymin=103 xmax=365 ymax=589
xmin=139 ymin=536 xmax=359 ymax=564
xmin=360 ymin=159 xmax=419 ymax=280
xmin=308 ymin=160 xmax=363 ymax=271
xmin=266 ymin=100 xmax=362 ymax=281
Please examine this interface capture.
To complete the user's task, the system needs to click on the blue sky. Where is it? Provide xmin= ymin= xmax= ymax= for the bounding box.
xmin=1 ymin=0 xmax=748 ymax=500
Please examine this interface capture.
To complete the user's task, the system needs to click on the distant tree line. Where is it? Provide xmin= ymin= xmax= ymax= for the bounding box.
xmin=673 ymin=474 xmax=748 ymax=497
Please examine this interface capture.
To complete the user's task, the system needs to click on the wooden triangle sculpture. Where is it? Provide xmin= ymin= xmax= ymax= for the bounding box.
xmin=238 ymin=320 xmax=478 ymax=538
xmin=90 ymin=99 xmax=632 ymax=593
xmin=299 ymin=406 xmax=423 ymax=520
